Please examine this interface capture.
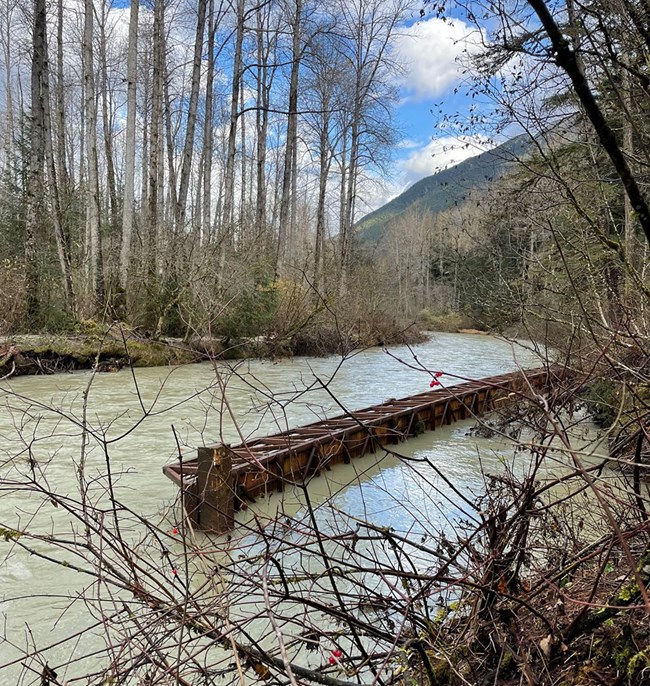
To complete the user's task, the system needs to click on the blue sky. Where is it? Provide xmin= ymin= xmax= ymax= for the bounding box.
xmin=367 ymin=10 xmax=496 ymax=209
xmin=108 ymin=0 xmax=494 ymax=211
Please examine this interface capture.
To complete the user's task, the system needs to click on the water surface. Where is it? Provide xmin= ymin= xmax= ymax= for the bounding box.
xmin=1 ymin=333 xmax=587 ymax=681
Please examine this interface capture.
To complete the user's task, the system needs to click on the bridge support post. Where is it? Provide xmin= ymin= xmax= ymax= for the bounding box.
xmin=196 ymin=444 xmax=235 ymax=533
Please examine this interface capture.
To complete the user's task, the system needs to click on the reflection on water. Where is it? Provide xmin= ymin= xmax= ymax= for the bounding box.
xmin=0 ymin=334 xmax=595 ymax=681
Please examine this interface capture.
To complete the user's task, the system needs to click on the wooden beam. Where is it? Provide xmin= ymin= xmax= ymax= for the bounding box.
xmin=196 ymin=444 xmax=235 ymax=533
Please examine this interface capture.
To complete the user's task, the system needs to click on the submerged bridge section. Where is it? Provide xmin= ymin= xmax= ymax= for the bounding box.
xmin=163 ymin=366 xmax=561 ymax=533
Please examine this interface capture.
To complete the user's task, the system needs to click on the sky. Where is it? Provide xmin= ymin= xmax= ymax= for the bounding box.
xmin=105 ymin=0 xmax=496 ymax=214
xmin=364 ymin=10 xmax=495 ymax=212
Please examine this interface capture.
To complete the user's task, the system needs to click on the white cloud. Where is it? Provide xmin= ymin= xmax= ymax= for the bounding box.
xmin=358 ymin=181 xmax=403 ymax=216
xmin=360 ymin=135 xmax=494 ymax=213
xmin=397 ymin=138 xmax=423 ymax=149
xmin=400 ymin=135 xmax=493 ymax=184
xmin=394 ymin=17 xmax=482 ymax=99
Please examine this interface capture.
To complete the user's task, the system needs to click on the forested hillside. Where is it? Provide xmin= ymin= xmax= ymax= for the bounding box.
xmin=356 ymin=133 xmax=530 ymax=243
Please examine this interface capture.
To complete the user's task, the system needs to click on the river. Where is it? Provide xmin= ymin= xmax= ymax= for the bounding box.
xmin=0 ymin=333 xmax=607 ymax=683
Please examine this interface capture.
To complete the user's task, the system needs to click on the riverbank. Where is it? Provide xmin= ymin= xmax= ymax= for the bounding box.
xmin=0 ymin=321 xmax=428 ymax=378
xmin=422 ymin=545 xmax=650 ymax=686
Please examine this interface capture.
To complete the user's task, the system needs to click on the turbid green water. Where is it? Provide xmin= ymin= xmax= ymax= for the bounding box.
xmin=0 ymin=334 xmax=609 ymax=683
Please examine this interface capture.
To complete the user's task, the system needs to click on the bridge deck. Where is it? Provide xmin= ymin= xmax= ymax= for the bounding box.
xmin=162 ymin=366 xmax=558 ymax=531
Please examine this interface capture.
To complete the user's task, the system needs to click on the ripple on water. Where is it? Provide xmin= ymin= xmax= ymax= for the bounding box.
xmin=0 ymin=558 xmax=33 ymax=582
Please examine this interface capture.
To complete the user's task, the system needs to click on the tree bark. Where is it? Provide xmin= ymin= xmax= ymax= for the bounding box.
xmin=176 ymin=0 xmax=207 ymax=232
xmin=1 ymin=1 xmax=15 ymax=170
xmin=25 ymin=0 xmax=48 ymax=323
xmin=148 ymin=0 xmax=164 ymax=277
xmin=119 ymin=0 xmax=139 ymax=290
xmin=162 ymin=55 xmax=179 ymax=253
xmin=42 ymin=26 xmax=74 ymax=312
xmin=254 ymin=3 xmax=272 ymax=241
xmin=201 ymin=0 xmax=216 ymax=246
xmin=314 ymin=103 xmax=331 ymax=293
xmin=222 ymin=0 xmax=244 ymax=234
xmin=99 ymin=1 xmax=119 ymax=240
xmin=239 ymin=72 xmax=247 ymax=238
xmin=275 ymin=0 xmax=303 ymax=279
xmin=84 ymin=0 xmax=104 ymax=313
xmin=55 ymin=0 xmax=68 ymax=189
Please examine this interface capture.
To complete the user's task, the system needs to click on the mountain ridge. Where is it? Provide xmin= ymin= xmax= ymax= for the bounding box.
xmin=356 ymin=133 xmax=531 ymax=243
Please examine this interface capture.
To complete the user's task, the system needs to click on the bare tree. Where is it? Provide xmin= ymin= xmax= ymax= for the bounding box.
xmin=276 ymin=0 xmax=303 ymax=279
xmin=175 ymin=0 xmax=208 ymax=233
xmin=334 ymin=0 xmax=403 ymax=291
xmin=148 ymin=0 xmax=164 ymax=277
xmin=525 ymin=0 xmax=650 ymax=249
xmin=0 ymin=0 xmax=17 ymax=170
xmin=219 ymin=0 xmax=246 ymax=284
xmin=54 ymin=0 xmax=69 ymax=189
xmin=24 ymin=0 xmax=48 ymax=323
xmin=200 ymin=0 xmax=218 ymax=246
xmin=42 ymin=19 xmax=74 ymax=313
xmin=253 ymin=0 xmax=278 ymax=242
xmin=119 ymin=0 xmax=139 ymax=291
xmin=305 ymin=35 xmax=342 ymax=293
xmin=83 ymin=0 xmax=104 ymax=312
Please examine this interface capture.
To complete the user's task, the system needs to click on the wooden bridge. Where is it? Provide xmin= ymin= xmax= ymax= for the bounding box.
xmin=163 ymin=366 xmax=562 ymax=532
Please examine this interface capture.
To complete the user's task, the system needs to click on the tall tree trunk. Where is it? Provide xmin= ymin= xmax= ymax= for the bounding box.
xmin=148 ymin=0 xmax=164 ymax=277
xmin=340 ymin=119 xmax=359 ymax=293
xmin=255 ymin=4 xmax=271 ymax=240
xmin=621 ymin=63 xmax=639 ymax=299
xmin=192 ymin=153 xmax=203 ymax=251
xmin=276 ymin=0 xmax=302 ymax=279
xmin=84 ymin=0 xmax=104 ymax=313
xmin=239 ymin=73 xmax=247 ymax=240
xmin=119 ymin=0 xmax=139 ymax=290
xmin=176 ymin=0 xmax=207 ymax=232
xmin=2 ymin=2 xmax=15 ymax=171
xmin=219 ymin=0 xmax=244 ymax=283
xmin=314 ymin=101 xmax=331 ymax=293
xmin=337 ymin=124 xmax=350 ymax=292
xmin=99 ymin=1 xmax=119 ymax=240
xmin=55 ymin=0 xmax=68 ymax=189
xmin=25 ymin=0 xmax=48 ymax=323
xmin=222 ymin=0 xmax=244 ymax=232
xmin=201 ymin=0 xmax=216 ymax=246
xmin=289 ymin=123 xmax=298 ymax=262
xmin=140 ymin=39 xmax=150 ymax=213
xmin=42 ymin=29 xmax=74 ymax=312
xmin=163 ymin=57 xmax=179 ymax=244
